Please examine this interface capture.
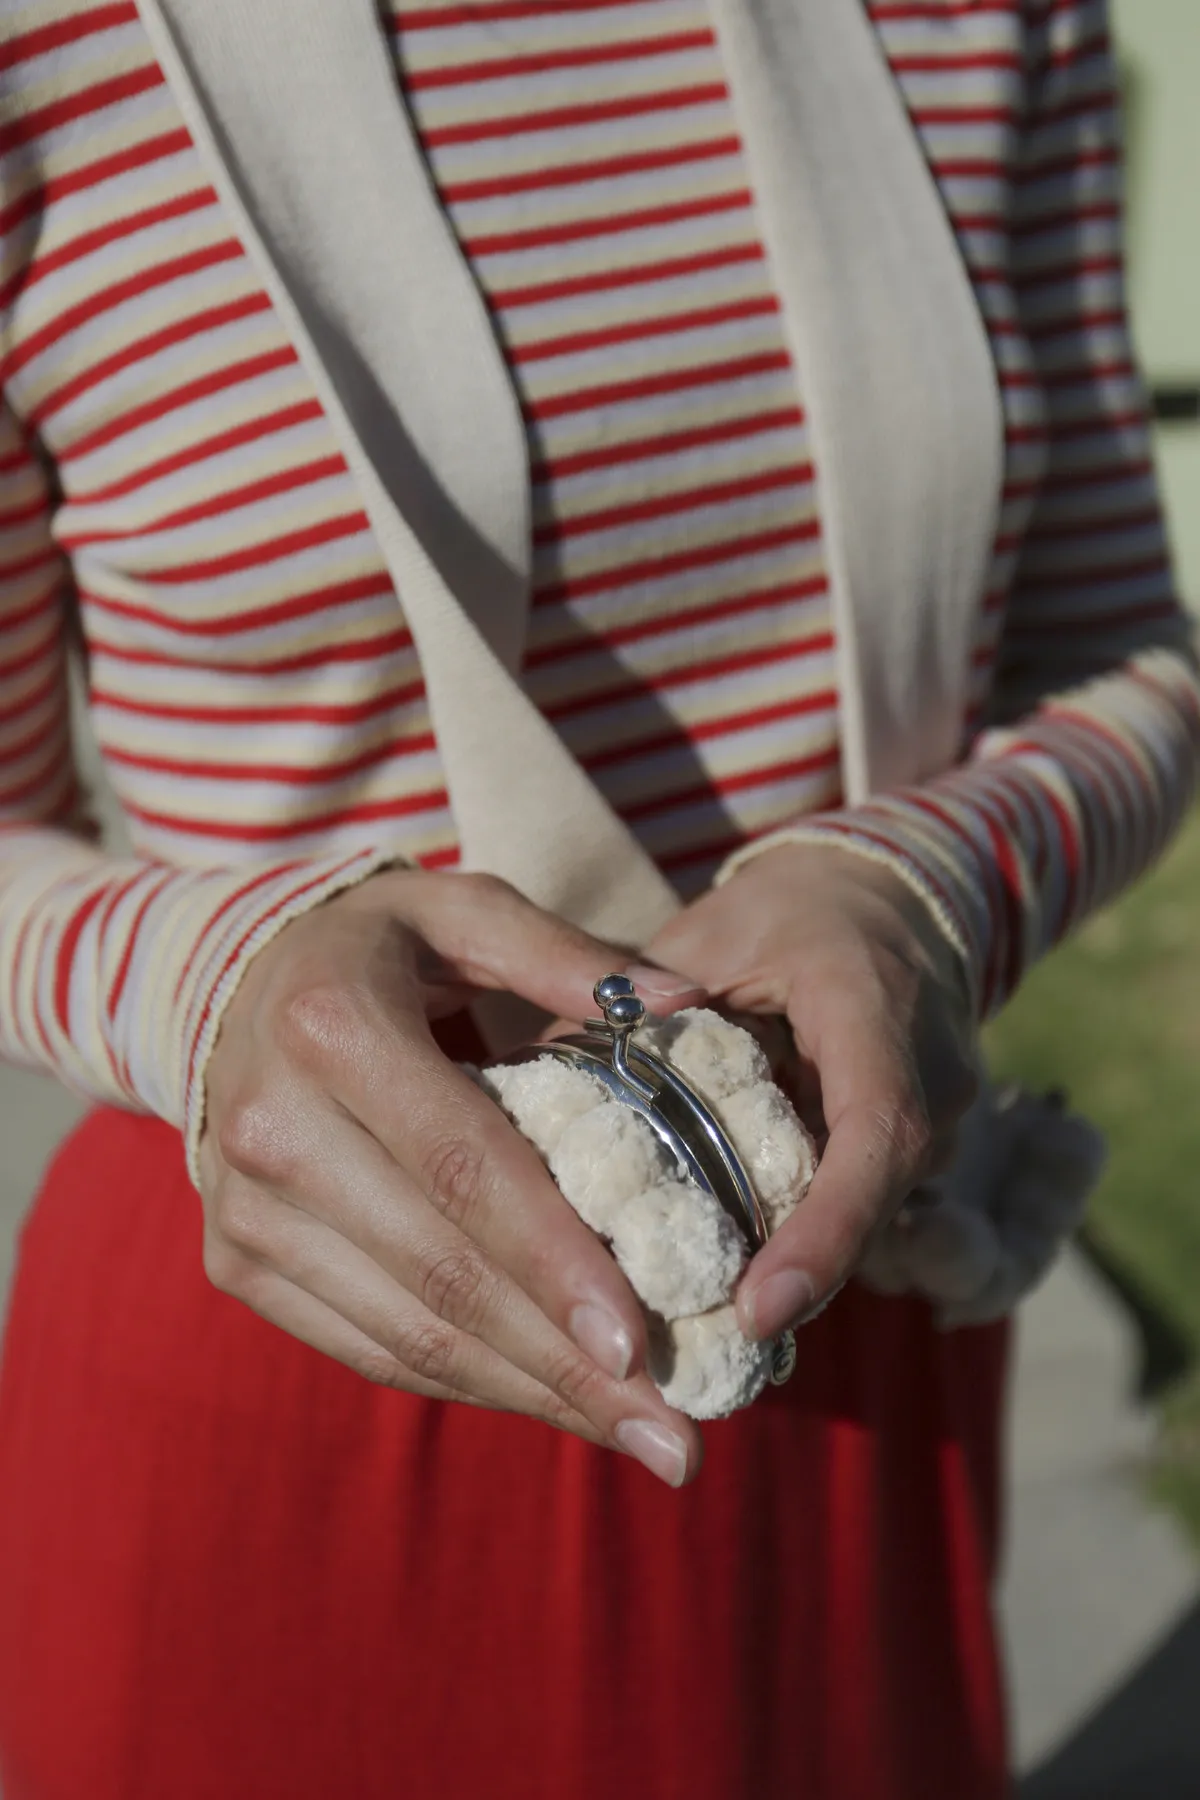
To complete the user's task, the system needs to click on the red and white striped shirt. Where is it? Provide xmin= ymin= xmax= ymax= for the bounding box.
xmin=0 ymin=0 xmax=1195 ymax=1154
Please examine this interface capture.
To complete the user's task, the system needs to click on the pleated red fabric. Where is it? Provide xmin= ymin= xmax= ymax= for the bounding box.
xmin=0 ymin=1107 xmax=1010 ymax=1800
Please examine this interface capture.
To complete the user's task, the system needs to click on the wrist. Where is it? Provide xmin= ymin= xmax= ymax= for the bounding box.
xmin=725 ymin=834 xmax=978 ymax=1025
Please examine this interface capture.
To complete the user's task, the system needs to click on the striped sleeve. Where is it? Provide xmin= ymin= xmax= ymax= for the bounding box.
xmin=719 ymin=0 xmax=1200 ymax=1018
xmin=0 ymin=398 xmax=396 ymax=1174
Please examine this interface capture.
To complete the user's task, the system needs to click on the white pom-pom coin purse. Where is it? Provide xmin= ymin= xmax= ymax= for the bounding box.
xmin=496 ymin=974 xmax=800 ymax=1393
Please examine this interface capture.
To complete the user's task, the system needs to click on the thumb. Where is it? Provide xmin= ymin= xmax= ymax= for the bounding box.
xmin=386 ymin=869 xmax=705 ymax=1022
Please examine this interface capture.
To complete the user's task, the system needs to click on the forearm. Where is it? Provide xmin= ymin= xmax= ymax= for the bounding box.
xmin=718 ymin=642 xmax=1199 ymax=1018
xmin=0 ymin=828 xmax=396 ymax=1163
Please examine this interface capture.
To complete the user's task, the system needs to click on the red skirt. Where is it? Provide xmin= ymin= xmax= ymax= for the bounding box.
xmin=0 ymin=1107 xmax=1010 ymax=1800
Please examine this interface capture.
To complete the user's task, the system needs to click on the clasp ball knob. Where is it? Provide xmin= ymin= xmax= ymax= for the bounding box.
xmin=594 ymin=972 xmax=637 ymax=1005
xmin=603 ymin=991 xmax=645 ymax=1029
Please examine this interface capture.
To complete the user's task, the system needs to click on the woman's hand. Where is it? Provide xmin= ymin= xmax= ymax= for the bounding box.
xmin=198 ymin=868 xmax=705 ymax=1486
xmin=644 ymin=845 xmax=978 ymax=1341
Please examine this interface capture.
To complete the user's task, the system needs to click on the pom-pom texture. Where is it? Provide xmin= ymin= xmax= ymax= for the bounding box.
xmin=482 ymin=1009 xmax=817 ymax=1419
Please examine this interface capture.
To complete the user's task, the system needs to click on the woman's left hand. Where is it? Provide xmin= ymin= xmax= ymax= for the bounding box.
xmin=644 ymin=844 xmax=979 ymax=1341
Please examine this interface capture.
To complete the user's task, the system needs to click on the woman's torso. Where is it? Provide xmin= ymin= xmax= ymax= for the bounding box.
xmin=0 ymin=0 xmax=1042 ymax=887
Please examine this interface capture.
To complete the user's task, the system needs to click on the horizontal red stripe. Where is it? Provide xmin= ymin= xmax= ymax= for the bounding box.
xmin=1023 ymin=503 xmax=1162 ymax=545
xmin=532 ymin=407 xmax=803 ymax=482
xmin=464 ymin=187 xmax=750 ymax=258
xmin=533 ymin=462 xmax=813 ymax=544
xmin=0 ymin=709 xmax=69 ymax=774
xmin=103 ymin=732 xmax=418 ymax=788
xmin=0 ymin=623 xmax=59 ymax=683
xmin=3 ymin=238 xmax=246 ymax=387
xmin=0 ymin=587 xmax=58 ymax=640
xmin=80 ymin=568 xmax=398 ymax=638
xmin=0 ymin=129 xmax=194 ymax=241
xmin=60 ymin=454 xmax=349 ymax=547
xmin=583 ymin=686 xmax=838 ymax=774
xmin=906 ymin=104 xmax=1018 ymax=128
xmin=621 ymin=744 xmax=842 ymax=825
xmin=53 ymin=324 xmax=288 ymax=460
xmin=0 ymin=63 xmax=165 ymax=159
xmin=546 ymin=629 xmax=836 ymax=720
xmin=0 ymin=4 xmax=138 ymax=73
xmin=402 ymin=29 xmax=713 ymax=91
xmin=535 ymin=519 xmax=822 ymax=608
xmin=1039 ymin=456 xmax=1153 ymax=495
xmin=868 ymin=2 xmax=1018 ymax=19
xmin=0 ymin=667 xmax=63 ymax=728
xmin=529 ymin=574 xmax=828 ymax=668
xmin=927 ymin=145 xmax=1117 ymax=187
xmin=440 ymin=134 xmax=740 ymax=204
xmin=130 ymin=511 xmax=369 ymax=586
xmin=0 ymin=185 xmax=217 ymax=311
xmin=1038 ymin=357 xmax=1135 ymax=388
xmin=0 ymin=491 xmax=52 ymax=533
xmin=1015 ymin=144 xmax=1119 ymax=186
xmin=1025 ymin=307 xmax=1124 ymax=344
xmin=1012 ymin=199 xmax=1120 ymax=241
xmin=1045 ymin=408 xmax=1148 ymax=443
xmin=87 ymin=623 xmax=415 ymax=680
xmin=0 ymin=754 xmax=81 ymax=813
xmin=393 ymin=0 xmax=680 ymax=26
xmin=492 ymin=240 xmax=761 ymax=310
xmin=1012 ymin=253 xmax=1122 ymax=294
xmin=127 ymin=790 xmax=450 ymax=843
xmin=89 ymin=679 xmax=425 ymax=729
xmin=1013 ymin=553 xmax=1172 ymax=595
xmin=0 ymin=545 xmax=60 ymax=584
xmin=888 ymin=51 xmax=1023 ymax=74
xmin=422 ymin=81 xmax=728 ymax=149
xmin=527 ymin=349 xmax=788 ymax=422
xmin=512 ymin=294 xmax=778 ymax=367
xmin=65 ymin=396 xmax=325 ymax=506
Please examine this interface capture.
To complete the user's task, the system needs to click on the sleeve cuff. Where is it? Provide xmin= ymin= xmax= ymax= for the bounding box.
xmin=178 ymin=847 xmax=408 ymax=1187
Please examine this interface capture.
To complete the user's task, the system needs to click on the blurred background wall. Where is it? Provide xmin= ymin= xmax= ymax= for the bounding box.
xmin=1113 ymin=0 xmax=1200 ymax=603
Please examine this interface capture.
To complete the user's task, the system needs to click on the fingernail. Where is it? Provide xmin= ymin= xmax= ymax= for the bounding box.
xmin=750 ymin=1269 xmax=817 ymax=1339
xmin=569 ymin=1303 xmax=634 ymax=1382
xmin=624 ymin=963 xmax=705 ymax=1001
xmin=615 ymin=1419 xmax=689 ymax=1487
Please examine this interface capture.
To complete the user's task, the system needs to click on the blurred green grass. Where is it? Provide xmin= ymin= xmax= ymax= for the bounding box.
xmin=985 ymin=807 xmax=1200 ymax=1549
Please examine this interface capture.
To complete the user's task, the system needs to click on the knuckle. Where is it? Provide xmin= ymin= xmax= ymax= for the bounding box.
xmin=417 ymin=1243 xmax=495 ymax=1332
xmin=215 ymin=1095 xmax=294 ymax=1185
xmin=212 ymin=1180 xmax=276 ymax=1260
xmin=541 ymin=1339 xmax=608 ymax=1417
xmin=419 ymin=1135 xmax=491 ymax=1232
xmin=397 ymin=1320 xmax=459 ymax=1387
xmin=349 ymin=1345 xmax=411 ymax=1390
xmin=534 ymin=1389 xmax=588 ymax=1437
xmin=201 ymin=1223 xmax=248 ymax=1297
xmin=277 ymin=980 xmax=363 ymax=1069
xmin=456 ymin=871 xmax=515 ymax=910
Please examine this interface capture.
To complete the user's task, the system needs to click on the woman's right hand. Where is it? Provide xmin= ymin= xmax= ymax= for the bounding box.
xmin=197 ymin=868 xmax=705 ymax=1486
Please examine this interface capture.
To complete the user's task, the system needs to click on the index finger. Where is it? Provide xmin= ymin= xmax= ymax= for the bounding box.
xmin=336 ymin=1008 xmax=661 ymax=1386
